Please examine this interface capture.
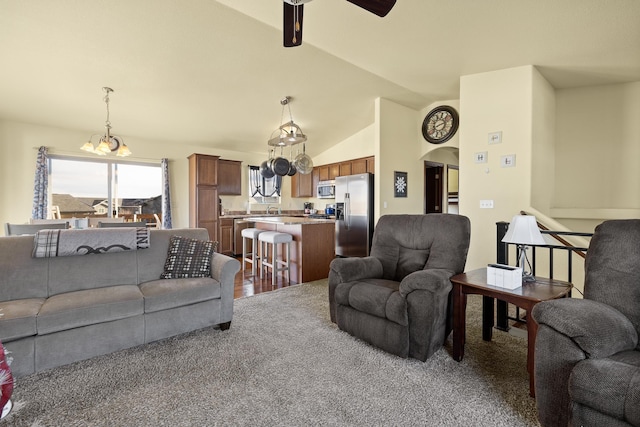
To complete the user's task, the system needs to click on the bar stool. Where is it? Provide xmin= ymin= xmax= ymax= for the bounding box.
xmin=258 ymin=231 xmax=293 ymax=286
xmin=241 ymin=228 xmax=264 ymax=276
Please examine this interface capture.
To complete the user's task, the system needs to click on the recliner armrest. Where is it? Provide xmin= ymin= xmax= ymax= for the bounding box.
xmin=399 ymin=268 xmax=453 ymax=297
xmin=328 ymin=256 xmax=383 ymax=284
xmin=533 ymin=298 xmax=638 ymax=359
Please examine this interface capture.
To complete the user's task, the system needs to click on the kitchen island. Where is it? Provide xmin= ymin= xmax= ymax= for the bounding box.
xmin=247 ymin=216 xmax=335 ymax=284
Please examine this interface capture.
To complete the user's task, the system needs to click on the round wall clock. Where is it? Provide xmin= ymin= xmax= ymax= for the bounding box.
xmin=422 ymin=105 xmax=459 ymax=144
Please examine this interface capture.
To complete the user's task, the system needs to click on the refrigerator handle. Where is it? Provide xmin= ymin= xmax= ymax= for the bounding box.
xmin=345 ymin=193 xmax=350 ymax=230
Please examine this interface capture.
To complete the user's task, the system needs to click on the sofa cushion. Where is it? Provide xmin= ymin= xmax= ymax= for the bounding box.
xmin=0 ymin=298 xmax=45 ymax=342
xmin=47 ymin=251 xmax=139 ymax=296
xmin=336 ymin=279 xmax=407 ymax=326
xmin=37 ymin=285 xmax=143 ymax=335
xmin=570 ymin=350 xmax=640 ymax=425
xmin=0 ymin=236 xmax=49 ymax=301
xmin=160 ymin=235 xmax=218 ymax=279
xmin=140 ymin=277 xmax=222 ymax=313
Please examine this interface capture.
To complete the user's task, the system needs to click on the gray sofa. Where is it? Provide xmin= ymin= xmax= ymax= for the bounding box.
xmin=0 ymin=228 xmax=240 ymax=378
xmin=532 ymin=219 xmax=640 ymax=427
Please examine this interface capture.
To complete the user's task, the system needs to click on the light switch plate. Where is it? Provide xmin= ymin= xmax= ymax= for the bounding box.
xmin=501 ymin=154 xmax=516 ymax=168
xmin=474 ymin=151 xmax=488 ymax=163
xmin=480 ymin=200 xmax=494 ymax=209
xmin=488 ymin=131 xmax=502 ymax=144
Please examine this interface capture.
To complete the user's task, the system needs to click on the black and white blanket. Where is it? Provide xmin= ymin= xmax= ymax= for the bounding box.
xmin=32 ymin=228 xmax=150 ymax=258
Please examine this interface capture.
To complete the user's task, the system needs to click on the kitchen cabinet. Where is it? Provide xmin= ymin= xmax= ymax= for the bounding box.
xmin=188 ymin=153 xmax=219 ymax=242
xmin=351 ymin=158 xmax=367 ymax=175
xmin=366 ymin=156 xmax=375 ymax=174
xmin=291 ymin=171 xmax=314 ymax=198
xmin=219 ymin=217 xmax=234 ymax=255
xmin=318 ymin=165 xmax=330 ymax=181
xmin=217 ymin=159 xmax=242 ymax=195
xmin=329 ymin=164 xmax=340 ymax=179
xmin=339 ymin=161 xmax=352 ymax=176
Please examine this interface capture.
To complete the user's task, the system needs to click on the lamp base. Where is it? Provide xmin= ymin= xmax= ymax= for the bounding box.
xmin=522 ymin=273 xmax=536 ymax=283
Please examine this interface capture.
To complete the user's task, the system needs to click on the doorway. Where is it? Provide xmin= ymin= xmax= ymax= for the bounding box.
xmin=424 ymin=161 xmax=444 ymax=213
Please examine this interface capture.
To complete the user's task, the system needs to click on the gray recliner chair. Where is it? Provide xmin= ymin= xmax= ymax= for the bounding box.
xmin=532 ymin=219 xmax=640 ymax=427
xmin=328 ymin=214 xmax=471 ymax=361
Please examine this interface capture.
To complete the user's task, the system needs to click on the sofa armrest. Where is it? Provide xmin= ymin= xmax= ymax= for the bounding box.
xmin=399 ymin=268 xmax=453 ymax=298
xmin=328 ymin=257 xmax=383 ymax=285
xmin=211 ymin=252 xmax=241 ymax=324
xmin=533 ymin=298 xmax=638 ymax=427
xmin=533 ymin=298 xmax=638 ymax=358
xmin=328 ymin=257 xmax=383 ymax=323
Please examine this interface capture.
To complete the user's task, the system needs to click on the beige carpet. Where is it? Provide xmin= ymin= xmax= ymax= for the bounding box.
xmin=5 ymin=280 xmax=540 ymax=426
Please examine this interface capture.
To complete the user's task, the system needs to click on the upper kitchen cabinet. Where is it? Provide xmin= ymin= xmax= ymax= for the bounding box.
xmin=192 ymin=153 xmax=218 ymax=186
xmin=291 ymin=171 xmax=314 ymax=198
xmin=329 ymin=164 xmax=340 ymax=179
xmin=351 ymin=157 xmax=367 ymax=174
xmin=188 ymin=153 xmax=220 ymax=241
xmin=339 ymin=161 xmax=352 ymax=177
xmin=217 ymin=159 xmax=242 ymax=195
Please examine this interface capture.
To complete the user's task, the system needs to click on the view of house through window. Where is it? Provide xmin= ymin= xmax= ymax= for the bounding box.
xmin=49 ymin=157 xmax=162 ymax=225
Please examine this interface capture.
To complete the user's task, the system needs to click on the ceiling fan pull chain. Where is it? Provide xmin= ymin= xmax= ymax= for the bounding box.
xmin=292 ymin=5 xmax=298 ymax=44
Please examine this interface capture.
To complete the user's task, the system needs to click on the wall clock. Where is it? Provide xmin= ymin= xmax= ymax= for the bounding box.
xmin=422 ymin=105 xmax=459 ymax=144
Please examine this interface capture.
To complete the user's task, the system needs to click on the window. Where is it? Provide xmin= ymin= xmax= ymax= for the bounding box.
xmin=248 ymin=165 xmax=281 ymax=204
xmin=49 ymin=156 xmax=162 ymax=220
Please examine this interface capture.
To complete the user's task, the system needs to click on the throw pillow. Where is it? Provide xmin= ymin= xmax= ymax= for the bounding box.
xmin=160 ymin=235 xmax=218 ymax=279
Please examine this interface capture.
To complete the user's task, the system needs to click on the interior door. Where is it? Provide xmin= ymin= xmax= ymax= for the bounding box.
xmin=424 ymin=162 xmax=443 ymax=213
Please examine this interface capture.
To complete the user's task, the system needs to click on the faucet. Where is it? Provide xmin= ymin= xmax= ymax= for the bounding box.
xmin=266 ymin=205 xmax=278 ymax=215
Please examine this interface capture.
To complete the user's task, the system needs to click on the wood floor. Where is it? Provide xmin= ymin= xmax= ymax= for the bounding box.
xmin=233 ymin=256 xmax=296 ymax=299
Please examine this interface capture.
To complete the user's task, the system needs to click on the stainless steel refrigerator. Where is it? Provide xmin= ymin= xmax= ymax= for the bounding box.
xmin=335 ymin=173 xmax=374 ymax=257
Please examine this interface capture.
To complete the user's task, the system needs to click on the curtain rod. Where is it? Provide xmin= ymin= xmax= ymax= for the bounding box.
xmin=32 ymin=147 xmax=171 ymax=163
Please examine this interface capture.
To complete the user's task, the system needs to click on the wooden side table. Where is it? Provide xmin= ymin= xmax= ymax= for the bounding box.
xmin=450 ymin=268 xmax=572 ymax=397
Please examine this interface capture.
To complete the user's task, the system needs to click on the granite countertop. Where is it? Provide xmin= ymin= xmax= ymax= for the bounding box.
xmin=246 ymin=216 xmax=335 ymax=225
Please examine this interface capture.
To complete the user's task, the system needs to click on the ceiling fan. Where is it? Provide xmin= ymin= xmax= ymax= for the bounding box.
xmin=283 ymin=0 xmax=396 ymax=47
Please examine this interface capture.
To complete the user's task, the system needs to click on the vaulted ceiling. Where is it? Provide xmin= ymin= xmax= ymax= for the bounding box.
xmin=1 ymin=0 xmax=639 ymax=157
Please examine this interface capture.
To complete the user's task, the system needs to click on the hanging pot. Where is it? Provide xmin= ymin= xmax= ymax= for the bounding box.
xmin=260 ymin=159 xmax=274 ymax=178
xmin=287 ymin=162 xmax=297 ymax=176
xmin=294 ymin=143 xmax=313 ymax=174
xmin=272 ymin=156 xmax=290 ymax=176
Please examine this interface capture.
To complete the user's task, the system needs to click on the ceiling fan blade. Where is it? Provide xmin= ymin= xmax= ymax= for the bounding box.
xmin=283 ymin=3 xmax=304 ymax=47
xmin=345 ymin=0 xmax=396 ymax=17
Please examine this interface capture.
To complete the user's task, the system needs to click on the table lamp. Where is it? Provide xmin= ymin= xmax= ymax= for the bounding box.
xmin=501 ymin=215 xmax=546 ymax=282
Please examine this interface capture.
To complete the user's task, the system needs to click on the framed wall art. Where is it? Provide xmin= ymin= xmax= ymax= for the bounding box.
xmin=394 ymin=171 xmax=407 ymax=198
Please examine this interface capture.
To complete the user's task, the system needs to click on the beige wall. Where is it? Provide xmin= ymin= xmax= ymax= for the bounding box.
xmin=0 ymin=120 xmax=304 ymax=228
xmin=459 ymin=65 xmax=538 ymax=270
xmin=375 ymin=97 xmax=424 ymax=220
xmin=552 ymin=81 xmax=640 ymax=228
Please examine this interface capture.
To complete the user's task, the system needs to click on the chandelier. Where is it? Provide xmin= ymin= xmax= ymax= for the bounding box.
xmin=80 ymin=87 xmax=131 ymax=157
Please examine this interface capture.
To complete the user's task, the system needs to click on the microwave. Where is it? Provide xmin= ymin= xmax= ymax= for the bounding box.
xmin=317 ymin=180 xmax=335 ymax=199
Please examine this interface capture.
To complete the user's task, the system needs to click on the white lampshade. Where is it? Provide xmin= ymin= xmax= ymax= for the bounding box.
xmin=502 ymin=215 xmax=546 ymax=245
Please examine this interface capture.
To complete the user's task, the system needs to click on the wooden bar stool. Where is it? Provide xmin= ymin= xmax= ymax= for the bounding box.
xmin=241 ymin=228 xmax=264 ymax=276
xmin=258 ymin=231 xmax=293 ymax=286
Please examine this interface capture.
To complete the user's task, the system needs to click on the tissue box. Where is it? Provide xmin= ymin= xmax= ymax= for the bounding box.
xmin=487 ymin=264 xmax=523 ymax=289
